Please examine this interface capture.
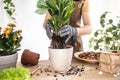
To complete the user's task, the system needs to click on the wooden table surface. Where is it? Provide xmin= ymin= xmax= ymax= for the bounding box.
xmin=17 ymin=58 xmax=117 ymax=80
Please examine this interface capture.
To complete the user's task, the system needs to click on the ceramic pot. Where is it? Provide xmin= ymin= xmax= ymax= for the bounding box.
xmin=49 ymin=46 xmax=73 ymax=72
xmin=0 ymin=53 xmax=18 ymax=70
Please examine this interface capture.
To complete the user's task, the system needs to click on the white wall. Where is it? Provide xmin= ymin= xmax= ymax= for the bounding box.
xmin=0 ymin=0 xmax=120 ymax=61
xmin=0 ymin=1 xmax=4 ymax=26
xmin=14 ymin=0 xmax=50 ymax=61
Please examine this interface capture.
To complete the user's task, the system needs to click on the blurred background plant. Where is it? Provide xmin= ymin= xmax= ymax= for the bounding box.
xmin=89 ymin=11 xmax=120 ymax=51
xmin=0 ymin=67 xmax=30 ymax=80
xmin=2 ymin=0 xmax=16 ymax=22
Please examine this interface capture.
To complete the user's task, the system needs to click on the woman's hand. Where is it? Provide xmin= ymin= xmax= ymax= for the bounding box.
xmin=59 ymin=25 xmax=77 ymax=43
xmin=59 ymin=25 xmax=77 ymax=37
xmin=45 ymin=24 xmax=54 ymax=39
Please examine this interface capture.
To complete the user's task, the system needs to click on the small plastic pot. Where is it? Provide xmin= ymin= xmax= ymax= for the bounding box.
xmin=21 ymin=49 xmax=40 ymax=65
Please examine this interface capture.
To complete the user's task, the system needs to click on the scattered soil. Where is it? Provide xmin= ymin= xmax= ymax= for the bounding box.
xmin=36 ymin=65 xmax=86 ymax=77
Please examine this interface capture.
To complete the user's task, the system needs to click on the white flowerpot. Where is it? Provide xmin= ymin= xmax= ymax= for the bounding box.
xmin=49 ymin=46 xmax=73 ymax=72
xmin=0 ymin=53 xmax=18 ymax=70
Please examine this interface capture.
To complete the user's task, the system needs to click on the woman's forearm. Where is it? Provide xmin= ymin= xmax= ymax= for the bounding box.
xmin=43 ymin=11 xmax=52 ymax=28
xmin=76 ymin=24 xmax=92 ymax=36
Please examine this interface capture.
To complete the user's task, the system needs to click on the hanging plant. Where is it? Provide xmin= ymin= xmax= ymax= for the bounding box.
xmin=2 ymin=0 xmax=16 ymax=22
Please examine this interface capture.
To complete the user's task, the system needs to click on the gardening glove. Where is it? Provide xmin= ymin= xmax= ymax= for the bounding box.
xmin=45 ymin=24 xmax=54 ymax=39
xmin=59 ymin=25 xmax=77 ymax=43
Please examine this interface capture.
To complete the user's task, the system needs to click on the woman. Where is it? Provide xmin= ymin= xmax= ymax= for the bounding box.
xmin=43 ymin=0 xmax=92 ymax=52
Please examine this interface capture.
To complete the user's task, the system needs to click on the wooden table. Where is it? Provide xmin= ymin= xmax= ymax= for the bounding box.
xmin=17 ymin=58 xmax=116 ymax=80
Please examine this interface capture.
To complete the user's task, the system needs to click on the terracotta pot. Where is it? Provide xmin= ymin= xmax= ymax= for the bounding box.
xmin=21 ymin=49 xmax=40 ymax=65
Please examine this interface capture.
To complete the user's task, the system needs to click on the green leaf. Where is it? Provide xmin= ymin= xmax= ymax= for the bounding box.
xmin=35 ymin=8 xmax=47 ymax=15
xmin=97 ymin=39 xmax=103 ymax=43
xmin=100 ymin=11 xmax=109 ymax=28
xmin=100 ymin=19 xmax=105 ymax=28
xmin=112 ymin=25 xmax=117 ymax=30
xmin=100 ymin=11 xmax=108 ymax=19
xmin=4 ymin=6 xmax=8 ymax=9
xmin=0 ymin=39 xmax=5 ymax=49
xmin=94 ymin=31 xmax=99 ymax=37
xmin=105 ymin=37 xmax=112 ymax=44
xmin=100 ymin=13 xmax=105 ymax=19
xmin=37 ymin=0 xmax=46 ymax=8
xmin=108 ymin=19 xmax=113 ymax=24
xmin=0 ymin=38 xmax=9 ymax=50
xmin=5 ymin=0 xmax=11 ymax=3
xmin=113 ymin=31 xmax=117 ymax=37
xmin=7 ymin=10 xmax=12 ymax=16
xmin=106 ymin=27 xmax=113 ymax=32
xmin=117 ymin=23 xmax=120 ymax=27
xmin=94 ymin=45 xmax=99 ymax=50
xmin=89 ymin=37 xmax=94 ymax=42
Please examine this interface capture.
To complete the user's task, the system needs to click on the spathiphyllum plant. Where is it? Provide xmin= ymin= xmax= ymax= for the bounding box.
xmin=35 ymin=0 xmax=74 ymax=49
xmin=89 ymin=12 xmax=120 ymax=52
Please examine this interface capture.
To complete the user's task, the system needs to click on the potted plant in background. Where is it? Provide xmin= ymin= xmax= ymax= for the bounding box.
xmin=0 ymin=23 xmax=22 ymax=70
xmin=89 ymin=11 xmax=120 ymax=74
xmin=89 ymin=12 xmax=120 ymax=52
xmin=35 ymin=0 xmax=74 ymax=72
